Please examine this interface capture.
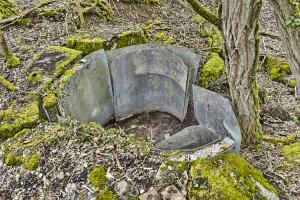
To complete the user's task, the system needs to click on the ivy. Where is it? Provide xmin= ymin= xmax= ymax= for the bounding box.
xmin=285 ymin=0 xmax=300 ymax=26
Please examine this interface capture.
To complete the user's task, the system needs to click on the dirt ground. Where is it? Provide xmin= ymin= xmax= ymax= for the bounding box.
xmin=0 ymin=0 xmax=299 ymax=199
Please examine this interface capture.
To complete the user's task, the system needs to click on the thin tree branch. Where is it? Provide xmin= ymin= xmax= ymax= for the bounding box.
xmin=186 ymin=0 xmax=222 ymax=30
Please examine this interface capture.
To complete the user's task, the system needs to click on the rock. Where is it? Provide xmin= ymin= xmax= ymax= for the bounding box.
xmin=116 ymin=180 xmax=128 ymax=196
xmin=161 ymin=185 xmax=185 ymax=200
xmin=139 ymin=189 xmax=161 ymax=200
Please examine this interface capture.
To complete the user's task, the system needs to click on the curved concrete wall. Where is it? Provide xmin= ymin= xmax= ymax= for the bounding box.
xmin=58 ymin=50 xmax=114 ymax=124
xmin=58 ymin=44 xmax=241 ymax=154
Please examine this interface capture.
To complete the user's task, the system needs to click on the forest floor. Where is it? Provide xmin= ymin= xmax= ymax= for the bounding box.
xmin=0 ymin=0 xmax=299 ymax=199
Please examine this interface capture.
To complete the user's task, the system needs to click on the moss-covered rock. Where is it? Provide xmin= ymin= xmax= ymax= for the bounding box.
xmin=66 ymin=35 xmax=107 ymax=56
xmin=264 ymin=55 xmax=296 ymax=88
xmin=199 ymin=52 xmax=225 ymax=88
xmin=189 ymin=153 xmax=278 ymax=200
xmin=0 ymin=0 xmax=19 ymax=20
xmin=283 ymin=142 xmax=300 ymax=166
xmin=0 ymin=75 xmax=17 ymax=91
xmin=110 ymin=23 xmax=154 ymax=48
xmin=0 ymin=101 xmax=41 ymax=139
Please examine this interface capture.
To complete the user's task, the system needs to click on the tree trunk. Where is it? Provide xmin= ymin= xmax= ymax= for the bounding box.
xmin=221 ymin=0 xmax=263 ymax=144
xmin=269 ymin=0 xmax=300 ymax=96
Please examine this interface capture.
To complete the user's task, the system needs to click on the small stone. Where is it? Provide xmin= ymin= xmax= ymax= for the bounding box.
xmin=139 ymin=189 xmax=161 ymax=200
xmin=65 ymin=183 xmax=77 ymax=195
xmin=167 ymin=166 xmax=173 ymax=171
xmin=116 ymin=180 xmax=128 ymax=196
xmin=161 ymin=185 xmax=185 ymax=200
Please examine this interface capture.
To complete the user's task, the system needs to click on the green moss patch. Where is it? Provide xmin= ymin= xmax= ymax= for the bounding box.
xmin=0 ymin=0 xmax=19 ymax=20
xmin=194 ymin=15 xmax=223 ymax=53
xmin=28 ymin=71 xmax=44 ymax=83
xmin=0 ymin=76 xmax=17 ymax=91
xmin=199 ymin=52 xmax=225 ymax=88
xmin=111 ymin=23 xmax=154 ymax=48
xmin=47 ymin=46 xmax=82 ymax=78
xmin=264 ymin=55 xmax=296 ymax=88
xmin=155 ymin=32 xmax=175 ymax=44
xmin=0 ymin=101 xmax=41 ymax=139
xmin=262 ymin=132 xmax=298 ymax=145
xmin=189 ymin=153 xmax=278 ymax=200
xmin=5 ymin=54 xmax=21 ymax=68
xmin=23 ymin=153 xmax=41 ymax=171
xmin=66 ymin=35 xmax=107 ymax=56
xmin=89 ymin=166 xmax=107 ymax=190
xmin=43 ymin=93 xmax=57 ymax=109
xmin=283 ymin=142 xmax=300 ymax=166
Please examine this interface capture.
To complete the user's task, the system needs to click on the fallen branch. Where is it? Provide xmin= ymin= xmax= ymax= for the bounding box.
xmin=186 ymin=0 xmax=222 ymax=30
xmin=260 ymin=31 xmax=281 ymax=40
xmin=0 ymin=0 xmax=56 ymax=27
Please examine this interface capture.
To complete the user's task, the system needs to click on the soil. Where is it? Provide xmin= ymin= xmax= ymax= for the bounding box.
xmin=0 ymin=0 xmax=299 ymax=199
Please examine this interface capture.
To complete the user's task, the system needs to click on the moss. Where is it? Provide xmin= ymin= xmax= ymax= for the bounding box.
xmin=0 ymin=0 xmax=19 ymax=20
xmin=0 ymin=75 xmax=17 ymax=91
xmin=199 ymin=52 xmax=225 ymax=88
xmin=288 ymin=79 xmax=297 ymax=88
xmin=189 ymin=153 xmax=278 ymax=200
xmin=36 ymin=0 xmax=55 ymax=8
xmin=155 ymin=32 xmax=167 ymax=42
xmin=28 ymin=71 xmax=44 ymax=83
xmin=82 ymin=0 xmax=114 ymax=21
xmin=23 ymin=153 xmax=41 ymax=171
xmin=4 ymin=153 xmax=23 ymax=166
xmin=0 ymin=108 xmax=14 ymax=121
xmin=66 ymin=35 xmax=107 ymax=56
xmin=282 ymin=142 xmax=300 ymax=165
xmin=197 ymin=15 xmax=223 ymax=53
xmin=43 ymin=93 xmax=57 ymax=109
xmin=186 ymin=0 xmax=221 ymax=28
xmin=162 ymin=161 xmax=188 ymax=173
xmin=112 ymin=23 xmax=154 ymax=48
xmin=97 ymin=188 xmax=119 ymax=200
xmin=41 ymin=8 xmax=66 ymax=18
xmin=16 ymin=18 xmax=33 ymax=27
xmin=89 ymin=166 xmax=107 ymax=190
xmin=145 ymin=0 xmax=159 ymax=4
xmin=47 ymin=46 xmax=82 ymax=78
xmin=0 ymin=101 xmax=41 ymax=139
xmin=5 ymin=54 xmax=21 ymax=68
xmin=193 ymin=15 xmax=205 ymax=24
xmin=262 ymin=132 xmax=298 ymax=145
xmin=264 ymin=55 xmax=291 ymax=82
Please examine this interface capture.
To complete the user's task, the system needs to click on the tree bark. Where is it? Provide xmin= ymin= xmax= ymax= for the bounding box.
xmin=221 ymin=0 xmax=263 ymax=144
xmin=269 ymin=0 xmax=300 ymax=95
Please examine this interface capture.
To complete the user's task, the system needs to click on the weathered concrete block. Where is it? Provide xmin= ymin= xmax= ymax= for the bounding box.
xmin=155 ymin=125 xmax=221 ymax=151
xmin=107 ymin=45 xmax=191 ymax=121
xmin=192 ymin=85 xmax=241 ymax=153
xmin=58 ymin=50 xmax=114 ymax=124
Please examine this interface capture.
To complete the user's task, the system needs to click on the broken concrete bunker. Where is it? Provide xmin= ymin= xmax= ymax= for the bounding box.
xmin=58 ymin=44 xmax=241 ymax=159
